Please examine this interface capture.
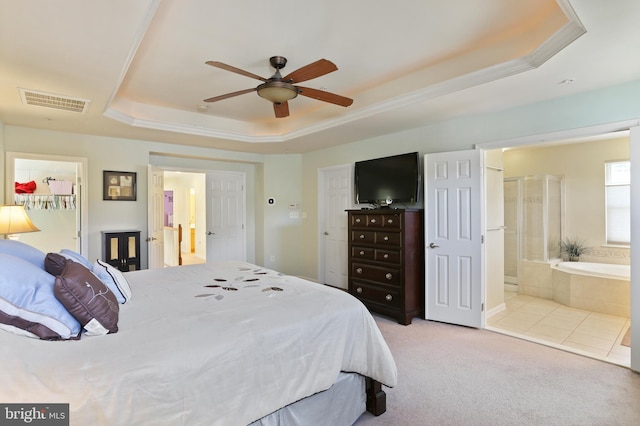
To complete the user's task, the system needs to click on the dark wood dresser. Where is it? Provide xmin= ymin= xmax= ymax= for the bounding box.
xmin=347 ymin=209 xmax=424 ymax=325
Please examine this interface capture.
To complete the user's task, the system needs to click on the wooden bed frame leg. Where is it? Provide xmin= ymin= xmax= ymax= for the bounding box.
xmin=365 ymin=377 xmax=387 ymax=416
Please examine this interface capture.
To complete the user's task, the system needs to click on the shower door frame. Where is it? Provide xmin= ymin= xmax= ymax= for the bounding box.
xmin=504 ymin=175 xmax=565 ymax=288
xmin=503 ymin=177 xmax=522 ymax=289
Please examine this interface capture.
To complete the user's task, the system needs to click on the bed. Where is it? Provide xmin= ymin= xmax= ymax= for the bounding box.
xmin=0 ymin=240 xmax=397 ymax=425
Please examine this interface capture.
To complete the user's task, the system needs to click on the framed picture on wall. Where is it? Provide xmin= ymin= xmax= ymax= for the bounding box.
xmin=103 ymin=171 xmax=136 ymax=201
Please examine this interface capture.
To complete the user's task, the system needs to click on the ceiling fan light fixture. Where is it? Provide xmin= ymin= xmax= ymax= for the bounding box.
xmin=257 ymin=82 xmax=298 ymax=103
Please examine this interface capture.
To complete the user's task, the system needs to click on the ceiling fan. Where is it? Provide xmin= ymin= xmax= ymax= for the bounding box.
xmin=203 ymin=56 xmax=353 ymax=118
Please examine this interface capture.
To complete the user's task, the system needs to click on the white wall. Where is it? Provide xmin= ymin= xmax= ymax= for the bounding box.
xmin=0 ymin=127 xmax=305 ymax=274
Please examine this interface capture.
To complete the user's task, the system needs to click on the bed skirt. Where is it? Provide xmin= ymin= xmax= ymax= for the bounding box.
xmin=250 ymin=372 xmax=366 ymax=425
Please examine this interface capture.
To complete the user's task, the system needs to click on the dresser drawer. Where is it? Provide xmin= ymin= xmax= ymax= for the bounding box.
xmin=373 ymin=214 xmax=402 ymax=230
xmin=375 ymin=232 xmax=400 ymax=247
xmin=352 ymin=262 xmax=400 ymax=285
xmin=350 ymin=214 xmax=368 ymax=227
xmin=351 ymin=230 xmax=376 ymax=244
xmin=351 ymin=213 xmax=403 ymax=229
xmin=375 ymin=249 xmax=400 ymax=264
xmin=352 ymin=247 xmax=400 ymax=264
xmin=350 ymin=231 xmax=401 ymax=246
xmin=351 ymin=246 xmax=375 ymax=260
xmin=351 ymin=282 xmax=401 ymax=308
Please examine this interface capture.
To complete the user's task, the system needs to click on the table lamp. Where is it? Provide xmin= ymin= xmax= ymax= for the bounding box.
xmin=0 ymin=204 xmax=40 ymax=239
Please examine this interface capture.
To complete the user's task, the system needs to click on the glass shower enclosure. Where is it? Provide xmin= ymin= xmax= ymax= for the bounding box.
xmin=504 ymin=175 xmax=563 ymax=288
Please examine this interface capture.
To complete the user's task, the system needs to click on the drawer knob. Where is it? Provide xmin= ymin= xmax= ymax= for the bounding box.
xmin=387 ymin=219 xmax=393 ymax=224
xmin=383 ymin=253 xmax=389 ymax=259
xmin=356 ymin=287 xmax=363 ymax=294
xmin=385 ymin=273 xmax=393 ymax=280
xmin=386 ymin=294 xmax=393 ymax=301
xmin=355 ymin=218 xmax=361 ymax=223
xmin=383 ymin=236 xmax=389 ymax=241
xmin=359 ymin=250 xmax=365 ymax=256
xmin=359 ymin=234 xmax=365 ymax=239
xmin=356 ymin=268 xmax=363 ymax=274
xmin=370 ymin=219 xmax=377 ymax=224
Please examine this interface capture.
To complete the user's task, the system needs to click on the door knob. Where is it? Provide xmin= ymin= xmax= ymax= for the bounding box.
xmin=207 ymin=231 xmax=215 ymax=235
xmin=324 ymin=231 xmax=329 ymax=235
xmin=429 ymin=242 xmax=439 ymax=248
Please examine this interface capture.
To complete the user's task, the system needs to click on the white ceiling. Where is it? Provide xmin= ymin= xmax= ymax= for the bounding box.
xmin=1 ymin=0 xmax=639 ymax=154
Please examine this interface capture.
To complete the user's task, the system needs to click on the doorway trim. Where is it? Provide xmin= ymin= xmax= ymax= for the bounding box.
xmin=476 ymin=118 xmax=640 ymax=373
xmin=4 ymin=151 xmax=89 ymax=256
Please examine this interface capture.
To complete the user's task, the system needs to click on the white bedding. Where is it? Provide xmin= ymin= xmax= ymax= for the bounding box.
xmin=0 ymin=261 xmax=397 ymax=425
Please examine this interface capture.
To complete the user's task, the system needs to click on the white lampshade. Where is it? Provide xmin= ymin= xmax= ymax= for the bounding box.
xmin=0 ymin=205 xmax=40 ymax=236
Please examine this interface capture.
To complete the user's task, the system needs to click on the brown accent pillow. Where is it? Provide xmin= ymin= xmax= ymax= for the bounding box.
xmin=54 ymin=261 xmax=119 ymax=335
xmin=45 ymin=252 xmax=68 ymax=276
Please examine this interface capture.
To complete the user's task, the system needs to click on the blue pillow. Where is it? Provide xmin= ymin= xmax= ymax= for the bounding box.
xmin=0 ymin=239 xmax=46 ymax=269
xmin=92 ymin=260 xmax=132 ymax=304
xmin=59 ymin=248 xmax=93 ymax=269
xmin=0 ymin=254 xmax=81 ymax=340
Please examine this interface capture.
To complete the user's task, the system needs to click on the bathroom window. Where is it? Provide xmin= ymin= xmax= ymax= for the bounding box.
xmin=605 ymin=160 xmax=630 ymax=245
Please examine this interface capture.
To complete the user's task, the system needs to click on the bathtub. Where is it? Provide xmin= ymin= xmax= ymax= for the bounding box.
xmin=551 ymin=261 xmax=630 ymax=281
xmin=551 ymin=261 xmax=630 ymax=317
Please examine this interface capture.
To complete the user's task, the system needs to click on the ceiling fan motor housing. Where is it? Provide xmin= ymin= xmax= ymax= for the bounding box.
xmin=269 ymin=56 xmax=287 ymax=70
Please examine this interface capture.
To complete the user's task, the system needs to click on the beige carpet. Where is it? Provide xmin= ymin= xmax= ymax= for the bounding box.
xmin=356 ymin=316 xmax=640 ymax=426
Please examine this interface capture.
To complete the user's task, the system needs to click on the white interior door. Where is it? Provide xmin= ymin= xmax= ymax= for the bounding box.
xmin=147 ymin=165 xmax=164 ymax=269
xmin=206 ymin=171 xmax=246 ymax=262
xmin=425 ymin=150 xmax=483 ymax=328
xmin=319 ymin=165 xmax=353 ymax=289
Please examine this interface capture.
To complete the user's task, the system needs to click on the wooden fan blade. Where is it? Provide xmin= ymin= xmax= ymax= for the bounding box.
xmin=205 ymin=61 xmax=267 ymax=82
xmin=282 ymin=59 xmax=338 ymax=84
xmin=273 ymin=101 xmax=290 ymax=118
xmin=203 ymin=88 xmax=256 ymax=103
xmin=297 ymin=86 xmax=353 ymax=107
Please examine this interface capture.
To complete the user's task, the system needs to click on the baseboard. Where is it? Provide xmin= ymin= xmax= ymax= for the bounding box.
xmin=504 ymin=283 xmax=518 ymax=292
xmin=486 ymin=302 xmax=506 ymax=319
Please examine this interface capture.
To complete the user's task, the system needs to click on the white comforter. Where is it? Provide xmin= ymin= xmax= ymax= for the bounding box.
xmin=0 ymin=262 xmax=397 ymax=425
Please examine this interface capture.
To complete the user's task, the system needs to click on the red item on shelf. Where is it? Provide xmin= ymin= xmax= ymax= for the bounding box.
xmin=15 ymin=181 xmax=37 ymax=194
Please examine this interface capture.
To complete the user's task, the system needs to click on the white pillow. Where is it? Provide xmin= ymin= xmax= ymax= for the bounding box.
xmin=92 ymin=260 xmax=132 ymax=304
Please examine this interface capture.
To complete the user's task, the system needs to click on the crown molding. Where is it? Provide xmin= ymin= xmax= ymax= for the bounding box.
xmin=104 ymin=1 xmax=587 ymax=145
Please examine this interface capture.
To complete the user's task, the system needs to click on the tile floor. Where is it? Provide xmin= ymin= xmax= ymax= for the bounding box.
xmin=486 ymin=291 xmax=630 ymax=367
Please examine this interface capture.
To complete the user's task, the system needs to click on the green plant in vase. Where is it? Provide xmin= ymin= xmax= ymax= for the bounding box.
xmin=559 ymin=237 xmax=589 ymax=261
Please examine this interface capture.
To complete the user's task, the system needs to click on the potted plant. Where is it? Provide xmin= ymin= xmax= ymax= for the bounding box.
xmin=559 ymin=237 xmax=589 ymax=261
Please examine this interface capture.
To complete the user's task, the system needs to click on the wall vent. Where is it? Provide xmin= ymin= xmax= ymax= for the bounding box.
xmin=19 ymin=88 xmax=91 ymax=113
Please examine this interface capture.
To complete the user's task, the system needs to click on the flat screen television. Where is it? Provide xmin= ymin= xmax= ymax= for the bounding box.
xmin=354 ymin=152 xmax=420 ymax=206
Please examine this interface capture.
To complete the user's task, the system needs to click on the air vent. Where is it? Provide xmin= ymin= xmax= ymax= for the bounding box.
xmin=19 ymin=88 xmax=91 ymax=113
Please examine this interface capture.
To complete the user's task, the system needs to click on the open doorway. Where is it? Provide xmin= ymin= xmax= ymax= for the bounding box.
xmin=4 ymin=152 xmax=88 ymax=255
xmin=163 ymin=171 xmax=206 ymax=267
xmin=484 ymin=132 xmax=631 ymax=367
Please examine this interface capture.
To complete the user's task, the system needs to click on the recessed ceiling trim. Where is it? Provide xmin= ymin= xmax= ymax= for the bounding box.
xmin=103 ymin=107 xmax=285 ymax=143
xmin=104 ymin=0 xmax=587 ymax=145
xmin=19 ymin=88 xmax=91 ymax=114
